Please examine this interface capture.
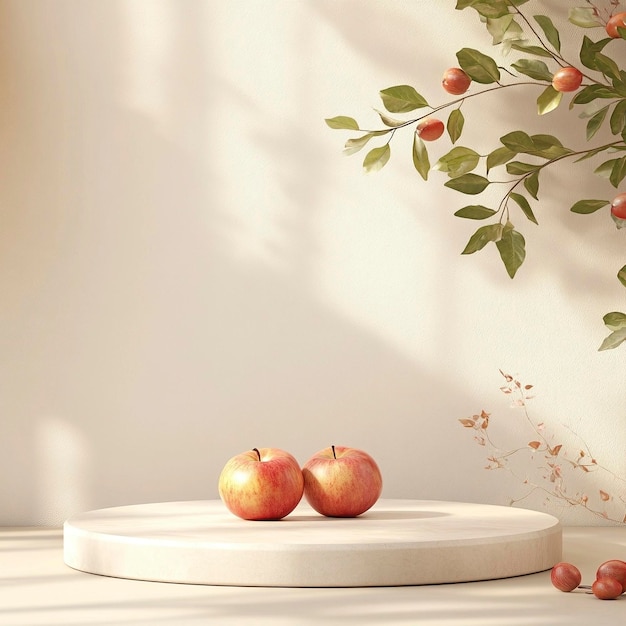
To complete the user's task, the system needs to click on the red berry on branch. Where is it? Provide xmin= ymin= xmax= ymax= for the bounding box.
xmin=442 ymin=68 xmax=471 ymax=95
xmin=611 ymin=193 xmax=626 ymax=220
xmin=416 ymin=118 xmax=444 ymax=142
xmin=552 ymin=67 xmax=583 ymax=93
xmin=606 ymin=12 xmax=626 ymax=38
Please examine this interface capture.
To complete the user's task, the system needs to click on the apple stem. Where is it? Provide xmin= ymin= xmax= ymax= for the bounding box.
xmin=253 ymin=447 xmax=261 ymax=462
xmin=331 ymin=445 xmax=336 ymax=459
xmin=578 ymin=585 xmax=592 ymax=590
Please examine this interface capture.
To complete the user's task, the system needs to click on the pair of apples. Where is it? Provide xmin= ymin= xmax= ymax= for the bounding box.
xmin=218 ymin=445 xmax=382 ymax=521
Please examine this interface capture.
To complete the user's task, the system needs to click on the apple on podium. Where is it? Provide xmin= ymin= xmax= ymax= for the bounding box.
xmin=302 ymin=445 xmax=383 ymax=517
xmin=218 ymin=447 xmax=304 ymax=521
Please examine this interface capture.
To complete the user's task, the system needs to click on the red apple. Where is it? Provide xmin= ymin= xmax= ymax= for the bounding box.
xmin=302 ymin=445 xmax=383 ymax=517
xmin=442 ymin=67 xmax=471 ymax=95
xmin=552 ymin=67 xmax=583 ymax=93
xmin=416 ymin=118 xmax=444 ymax=142
xmin=218 ymin=447 xmax=304 ymax=520
xmin=611 ymin=193 xmax=626 ymax=220
xmin=606 ymin=12 xmax=626 ymax=38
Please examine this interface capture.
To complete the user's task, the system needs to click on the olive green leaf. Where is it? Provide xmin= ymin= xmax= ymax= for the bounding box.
xmin=586 ymin=106 xmax=609 ymax=140
xmin=579 ymin=36 xmax=612 ymax=71
xmin=487 ymin=146 xmax=516 ymax=172
xmin=598 ymin=328 xmax=626 ymax=350
xmin=510 ymin=42 xmax=553 ymax=58
xmin=412 ymin=134 xmax=430 ymax=181
xmin=343 ymin=131 xmax=389 ymax=156
xmin=537 ymin=85 xmax=563 ymax=115
xmin=506 ymin=161 xmax=539 ymax=175
xmin=570 ymin=199 xmax=609 ymax=214
xmin=363 ymin=144 xmax=390 ymax=173
xmin=454 ymin=205 xmax=497 ymax=220
xmin=599 ymin=314 xmax=626 ymax=350
xmin=445 ymin=173 xmax=490 ymax=194
xmin=603 ymin=311 xmax=626 ymax=329
xmin=510 ymin=192 xmax=538 ymax=224
xmin=496 ymin=227 xmax=526 ymax=278
xmin=594 ymin=53 xmax=622 ymax=83
xmin=610 ymin=100 xmax=626 ymax=135
xmin=511 ymin=59 xmax=553 ymax=82
xmin=500 ymin=130 xmax=535 ymax=153
xmin=572 ymin=84 xmax=618 ymax=106
xmin=380 ymin=85 xmax=429 ymax=113
xmin=462 ymin=223 xmax=502 ymax=254
xmin=447 ymin=109 xmax=465 ymax=144
xmin=326 ymin=116 xmax=360 ymax=130
xmin=610 ymin=155 xmax=626 ymax=188
xmin=375 ymin=109 xmax=406 ymax=128
xmin=569 ymin=7 xmax=601 ymax=28
xmin=434 ymin=147 xmax=480 ymax=178
xmin=487 ymin=14 xmax=523 ymax=46
xmin=534 ymin=15 xmax=561 ymax=52
xmin=618 ymin=265 xmax=626 ymax=288
xmin=461 ymin=0 xmax=510 ymax=18
xmin=456 ymin=48 xmax=501 ymax=84
xmin=524 ymin=170 xmax=540 ymax=199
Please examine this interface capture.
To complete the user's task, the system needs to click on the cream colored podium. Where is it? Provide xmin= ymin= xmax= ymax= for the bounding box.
xmin=63 ymin=499 xmax=561 ymax=587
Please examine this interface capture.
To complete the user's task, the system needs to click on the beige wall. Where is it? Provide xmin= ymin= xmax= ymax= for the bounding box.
xmin=1 ymin=0 xmax=624 ymax=526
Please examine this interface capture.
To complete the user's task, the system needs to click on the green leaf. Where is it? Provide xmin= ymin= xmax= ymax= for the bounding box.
xmin=524 ymin=171 xmax=539 ymax=200
xmin=604 ymin=311 xmax=626 ymax=330
xmin=594 ymin=52 xmax=622 ymax=83
xmin=444 ymin=173 xmax=491 ymax=195
xmin=500 ymin=130 xmax=535 ymax=153
xmin=375 ymin=109 xmax=405 ymax=127
xmin=326 ymin=116 xmax=360 ymax=130
xmin=379 ymin=85 xmax=429 ymax=113
xmin=610 ymin=156 xmax=626 ymax=188
xmin=529 ymin=134 xmax=570 ymax=158
xmin=569 ymin=7 xmax=602 ymax=28
xmin=586 ymin=106 xmax=609 ymax=140
xmin=537 ymin=85 xmax=563 ymax=115
xmin=487 ymin=146 xmax=516 ymax=172
xmin=570 ymin=199 xmax=609 ymax=214
xmin=486 ymin=14 xmax=523 ymax=46
xmin=447 ymin=109 xmax=465 ymax=144
xmin=572 ymin=84 xmax=618 ymax=105
xmin=496 ymin=227 xmax=526 ymax=278
xmin=412 ymin=134 xmax=430 ymax=181
xmin=343 ymin=131 xmax=388 ymax=156
xmin=363 ymin=144 xmax=390 ymax=173
xmin=463 ymin=0 xmax=510 ymax=18
xmin=610 ymin=100 xmax=626 ymax=135
xmin=534 ymin=15 xmax=561 ymax=52
xmin=618 ymin=265 xmax=626 ymax=289
xmin=511 ymin=59 xmax=553 ymax=82
xmin=598 ymin=327 xmax=626 ymax=350
xmin=510 ymin=192 xmax=538 ymax=224
xmin=434 ymin=147 xmax=480 ymax=178
xmin=510 ymin=42 xmax=553 ymax=58
xmin=579 ymin=36 xmax=612 ymax=71
xmin=506 ymin=161 xmax=539 ymax=175
xmin=456 ymin=48 xmax=501 ymax=84
xmin=461 ymin=223 xmax=502 ymax=254
xmin=595 ymin=158 xmax=619 ymax=179
xmin=454 ymin=205 xmax=497 ymax=220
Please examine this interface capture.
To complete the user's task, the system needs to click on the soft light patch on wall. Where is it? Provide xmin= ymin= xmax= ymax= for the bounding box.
xmin=36 ymin=417 xmax=90 ymax=525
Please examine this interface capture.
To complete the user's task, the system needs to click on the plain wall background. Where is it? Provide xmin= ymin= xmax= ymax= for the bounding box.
xmin=1 ymin=0 xmax=624 ymax=526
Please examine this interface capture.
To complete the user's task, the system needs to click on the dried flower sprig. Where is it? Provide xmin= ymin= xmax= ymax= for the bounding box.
xmin=460 ymin=370 xmax=626 ymax=524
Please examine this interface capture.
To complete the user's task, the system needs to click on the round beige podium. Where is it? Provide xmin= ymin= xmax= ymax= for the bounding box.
xmin=63 ymin=499 xmax=561 ymax=587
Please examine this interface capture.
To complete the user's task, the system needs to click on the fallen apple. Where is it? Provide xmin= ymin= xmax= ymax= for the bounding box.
xmin=302 ymin=445 xmax=382 ymax=517
xmin=218 ymin=447 xmax=304 ymax=520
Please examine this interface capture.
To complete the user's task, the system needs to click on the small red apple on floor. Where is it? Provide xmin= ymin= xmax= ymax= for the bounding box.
xmin=302 ymin=445 xmax=383 ymax=517
xmin=218 ymin=447 xmax=304 ymax=520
